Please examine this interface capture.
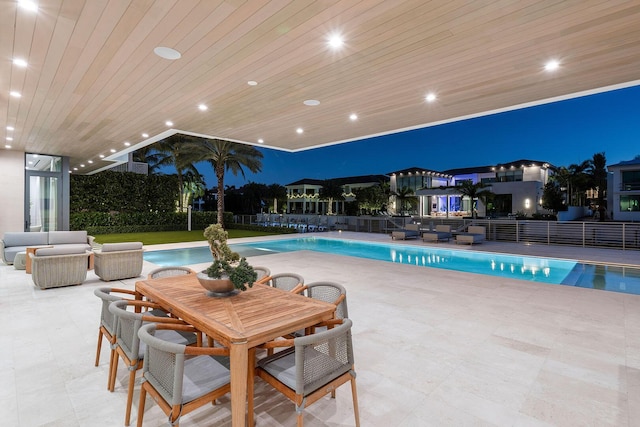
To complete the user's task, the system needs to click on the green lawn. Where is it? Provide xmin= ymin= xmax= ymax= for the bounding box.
xmin=93 ymin=229 xmax=286 ymax=245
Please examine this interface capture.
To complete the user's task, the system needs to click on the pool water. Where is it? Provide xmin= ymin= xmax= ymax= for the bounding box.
xmin=143 ymin=237 xmax=640 ymax=295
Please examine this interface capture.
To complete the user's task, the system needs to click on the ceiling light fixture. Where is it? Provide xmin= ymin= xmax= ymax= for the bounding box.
xmin=349 ymin=113 xmax=358 ymax=121
xmin=99 ymin=154 xmax=105 ymax=158
xmin=110 ymin=149 xmax=116 ymax=153
xmin=545 ymin=60 xmax=560 ymax=71
xmin=73 ymin=167 xmax=78 ymax=171
xmin=5 ymin=145 xmax=11 ymax=149
xmin=154 ymin=46 xmax=181 ymax=60
xmin=258 ymin=139 xmax=264 ymax=143
xmin=6 ymin=137 xmax=13 ymax=141
xmin=142 ymin=133 xmax=149 ymax=138
xmin=328 ymin=34 xmax=344 ymax=49
xmin=303 ymin=100 xmax=320 ymax=106
xmin=13 ymin=58 xmax=27 ymax=67
xmin=88 ymin=160 xmax=93 ymax=164
xmin=296 ymin=128 xmax=304 ymax=134
xmin=18 ymin=0 xmax=38 ymax=12
xmin=7 ymin=126 xmax=14 ymax=131
xmin=425 ymin=92 xmax=437 ymax=102
xmin=124 ymin=141 xmax=130 ymax=146
xmin=198 ymin=104 xmax=208 ymax=111
xmin=247 ymin=81 xmax=258 ymax=86
xmin=10 ymin=91 xmax=21 ymax=98
xmin=80 ymin=164 xmax=85 ymax=167
xmin=165 ymin=121 xmax=173 ymax=127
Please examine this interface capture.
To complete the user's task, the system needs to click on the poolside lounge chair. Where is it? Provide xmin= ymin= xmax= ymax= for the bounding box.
xmin=455 ymin=225 xmax=486 ymax=245
xmin=422 ymin=225 xmax=452 ymax=242
xmin=391 ymin=223 xmax=420 ymax=240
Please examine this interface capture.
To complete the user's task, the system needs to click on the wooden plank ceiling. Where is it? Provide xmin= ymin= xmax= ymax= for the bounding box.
xmin=2 ymin=0 xmax=640 ymax=173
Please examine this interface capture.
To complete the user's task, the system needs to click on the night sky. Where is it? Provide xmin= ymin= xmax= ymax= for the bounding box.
xmin=188 ymin=84 xmax=640 ymax=189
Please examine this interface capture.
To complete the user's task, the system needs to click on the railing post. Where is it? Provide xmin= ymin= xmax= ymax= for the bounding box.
xmin=582 ymin=222 xmax=585 ymax=248
xmin=516 ymin=220 xmax=519 ymax=243
xmin=623 ymin=223 xmax=626 ymax=250
xmin=547 ymin=221 xmax=550 ymax=246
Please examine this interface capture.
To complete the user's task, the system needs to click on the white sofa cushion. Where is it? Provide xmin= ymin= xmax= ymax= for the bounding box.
xmin=48 ymin=230 xmax=88 ymax=245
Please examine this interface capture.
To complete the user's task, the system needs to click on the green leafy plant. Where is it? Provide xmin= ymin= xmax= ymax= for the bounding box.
xmin=203 ymin=223 xmax=257 ymax=291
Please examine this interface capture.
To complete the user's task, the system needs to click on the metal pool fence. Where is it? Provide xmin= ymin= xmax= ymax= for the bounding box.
xmin=233 ymin=214 xmax=640 ymax=251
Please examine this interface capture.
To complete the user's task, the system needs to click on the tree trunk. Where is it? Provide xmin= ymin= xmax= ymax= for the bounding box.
xmin=216 ymin=167 xmax=225 ymax=227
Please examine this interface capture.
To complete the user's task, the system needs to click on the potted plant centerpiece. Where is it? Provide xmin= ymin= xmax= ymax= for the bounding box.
xmin=197 ymin=224 xmax=257 ymax=295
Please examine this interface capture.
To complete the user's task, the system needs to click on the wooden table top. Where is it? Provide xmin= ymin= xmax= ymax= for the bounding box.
xmin=135 ymin=275 xmax=336 ymax=348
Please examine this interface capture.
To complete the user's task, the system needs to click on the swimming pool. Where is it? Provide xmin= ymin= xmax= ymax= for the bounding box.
xmin=143 ymin=237 xmax=640 ymax=295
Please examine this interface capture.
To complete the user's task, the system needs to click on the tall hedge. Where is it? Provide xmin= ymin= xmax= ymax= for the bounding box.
xmin=70 ymin=171 xmax=179 ymax=213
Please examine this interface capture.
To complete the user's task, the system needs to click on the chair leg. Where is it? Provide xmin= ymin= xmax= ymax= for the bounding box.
xmin=95 ymin=329 xmax=103 ymax=366
xmin=297 ymin=412 xmax=304 ymax=427
xmin=351 ymin=377 xmax=360 ymax=427
xmin=124 ymin=367 xmax=136 ymax=426
xmin=137 ymin=384 xmax=147 ymax=427
xmin=247 ymin=348 xmax=256 ymax=427
xmin=109 ymin=352 xmax=119 ymax=392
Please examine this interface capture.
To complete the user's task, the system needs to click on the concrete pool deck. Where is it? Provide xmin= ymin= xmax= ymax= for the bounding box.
xmin=2 ymin=231 xmax=640 ymax=426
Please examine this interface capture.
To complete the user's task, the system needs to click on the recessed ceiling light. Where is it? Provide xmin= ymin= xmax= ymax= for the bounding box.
xmin=165 ymin=121 xmax=173 ymax=127
xmin=110 ymin=149 xmax=116 ymax=153
xmin=124 ymin=141 xmax=130 ymax=146
xmin=328 ymin=34 xmax=344 ymax=49
xmin=13 ymin=58 xmax=27 ymax=67
xmin=10 ymin=91 xmax=21 ymax=98
xmin=247 ymin=81 xmax=258 ymax=86
xmin=88 ymin=160 xmax=93 ymax=164
xmin=425 ymin=92 xmax=437 ymax=102
xmin=154 ymin=46 xmax=181 ymax=60
xmin=349 ymin=113 xmax=358 ymax=121
xmin=7 ymin=126 xmax=14 ymax=131
xmin=142 ymin=133 xmax=149 ymax=138
xmin=296 ymin=128 xmax=304 ymax=134
xmin=545 ymin=60 xmax=560 ymax=71
xmin=198 ymin=104 xmax=208 ymax=111
xmin=99 ymin=154 xmax=105 ymax=158
xmin=6 ymin=137 xmax=13 ymax=141
xmin=80 ymin=164 xmax=85 ymax=168
xmin=73 ymin=167 xmax=78 ymax=171
xmin=257 ymin=139 xmax=264 ymax=144
xmin=303 ymin=100 xmax=320 ymax=106
xmin=18 ymin=0 xmax=38 ymax=12
xmin=5 ymin=145 xmax=11 ymax=149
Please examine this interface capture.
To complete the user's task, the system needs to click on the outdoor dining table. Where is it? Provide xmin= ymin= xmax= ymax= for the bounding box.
xmin=135 ymin=275 xmax=336 ymax=426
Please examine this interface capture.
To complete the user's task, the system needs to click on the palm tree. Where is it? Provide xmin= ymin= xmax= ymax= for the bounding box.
xmin=319 ymin=179 xmax=345 ymax=215
xmin=154 ymin=134 xmax=201 ymax=211
xmin=267 ymin=183 xmax=287 ymax=213
xmin=393 ymin=186 xmax=418 ymax=214
xmin=457 ymin=181 xmax=492 ymax=218
xmin=568 ymin=160 xmax=591 ymax=206
xmin=132 ymin=146 xmax=163 ymax=174
xmin=181 ymin=170 xmax=206 ymax=210
xmin=588 ymin=152 xmax=608 ymax=222
xmin=185 ymin=139 xmax=263 ymax=227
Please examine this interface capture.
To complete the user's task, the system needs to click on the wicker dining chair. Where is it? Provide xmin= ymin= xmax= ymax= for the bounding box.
xmin=136 ymin=323 xmax=231 ymax=427
xmin=253 ymin=266 xmax=271 ymax=284
xmin=147 ymin=266 xmax=196 ymax=279
xmin=254 ymin=318 xmax=360 ymax=427
xmin=267 ymin=272 xmax=305 ymax=292
xmin=108 ymin=299 xmax=198 ymax=426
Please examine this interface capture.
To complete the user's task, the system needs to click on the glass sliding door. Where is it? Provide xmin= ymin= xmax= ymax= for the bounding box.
xmin=25 ymin=154 xmax=68 ymax=231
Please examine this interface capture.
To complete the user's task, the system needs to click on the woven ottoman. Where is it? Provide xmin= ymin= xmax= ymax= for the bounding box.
xmin=14 ymin=251 xmax=27 ymax=270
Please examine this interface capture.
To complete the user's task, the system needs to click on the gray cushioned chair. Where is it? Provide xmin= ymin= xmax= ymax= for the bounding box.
xmin=267 ymin=272 xmax=305 ymax=292
xmin=108 ymin=299 xmax=197 ymax=426
xmin=94 ymin=242 xmax=144 ymax=281
xmin=147 ymin=266 xmax=196 ymax=279
xmin=136 ymin=323 xmax=231 ymax=427
xmin=93 ymin=288 xmax=168 ymax=389
xmin=253 ymin=266 xmax=271 ymax=284
xmin=254 ymin=318 xmax=360 ymax=427
xmin=30 ymin=246 xmax=90 ymax=289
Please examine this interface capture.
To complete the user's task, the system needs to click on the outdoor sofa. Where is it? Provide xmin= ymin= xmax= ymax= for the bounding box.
xmin=1 ymin=231 xmax=93 ymax=265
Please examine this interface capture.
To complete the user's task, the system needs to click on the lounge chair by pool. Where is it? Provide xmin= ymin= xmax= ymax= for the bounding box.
xmin=391 ymin=223 xmax=420 ymax=240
